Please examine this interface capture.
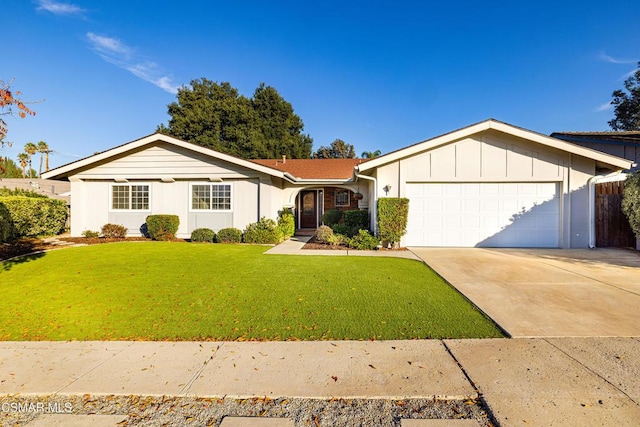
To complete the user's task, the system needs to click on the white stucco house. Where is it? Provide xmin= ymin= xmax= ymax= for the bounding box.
xmin=42 ymin=119 xmax=634 ymax=248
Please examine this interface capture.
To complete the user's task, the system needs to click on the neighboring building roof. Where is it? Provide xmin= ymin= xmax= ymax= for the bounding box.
xmin=251 ymin=158 xmax=367 ymax=180
xmin=357 ymin=119 xmax=634 ymax=173
xmin=551 ymin=131 xmax=640 ymax=146
xmin=0 ymin=178 xmax=70 ymax=203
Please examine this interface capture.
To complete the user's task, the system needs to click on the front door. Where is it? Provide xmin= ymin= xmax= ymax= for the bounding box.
xmin=300 ymin=191 xmax=317 ymax=228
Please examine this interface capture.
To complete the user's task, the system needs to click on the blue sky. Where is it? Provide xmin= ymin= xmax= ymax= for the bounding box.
xmin=2 ymin=0 xmax=639 ymax=169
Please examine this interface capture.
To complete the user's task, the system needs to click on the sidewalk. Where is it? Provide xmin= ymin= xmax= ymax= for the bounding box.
xmin=1 ymin=338 xmax=639 ymax=425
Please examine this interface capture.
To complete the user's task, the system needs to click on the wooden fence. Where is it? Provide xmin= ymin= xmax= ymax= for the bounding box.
xmin=595 ymin=181 xmax=635 ymax=247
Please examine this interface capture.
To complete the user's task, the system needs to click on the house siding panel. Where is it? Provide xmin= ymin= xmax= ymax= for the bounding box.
xmin=76 ymin=143 xmax=260 ymax=179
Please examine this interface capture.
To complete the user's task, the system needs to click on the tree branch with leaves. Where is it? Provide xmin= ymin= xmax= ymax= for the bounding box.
xmin=0 ymin=79 xmax=36 ymax=142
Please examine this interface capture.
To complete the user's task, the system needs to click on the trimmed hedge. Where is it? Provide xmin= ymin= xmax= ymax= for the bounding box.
xmin=191 ymin=228 xmax=215 ymax=243
xmin=321 ymin=208 xmax=342 ymax=226
xmin=243 ymin=217 xmax=284 ymax=244
xmin=0 ymin=196 xmax=67 ymax=238
xmin=344 ymin=209 xmax=369 ymax=231
xmin=377 ymin=198 xmax=409 ymax=248
xmin=217 ymin=227 xmax=242 ymax=243
xmin=278 ymin=208 xmax=295 ymax=239
xmin=101 ymin=223 xmax=127 ymax=238
xmin=0 ymin=202 xmax=17 ymax=243
xmin=145 ymin=215 xmax=180 ymax=241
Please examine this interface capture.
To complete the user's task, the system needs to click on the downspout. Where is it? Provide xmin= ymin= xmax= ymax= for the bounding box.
xmin=355 ymin=172 xmax=377 ymax=235
xmin=588 ymin=170 xmax=624 ymax=248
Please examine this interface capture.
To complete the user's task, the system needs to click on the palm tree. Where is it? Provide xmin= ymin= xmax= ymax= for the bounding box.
xmin=36 ymin=141 xmax=49 ymax=177
xmin=361 ymin=150 xmax=382 ymax=159
xmin=17 ymin=153 xmax=29 ymax=178
xmin=24 ymin=142 xmax=37 ymax=178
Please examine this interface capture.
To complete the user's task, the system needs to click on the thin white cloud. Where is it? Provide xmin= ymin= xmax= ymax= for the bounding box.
xmin=35 ymin=0 xmax=86 ymax=16
xmin=596 ymin=101 xmax=613 ymax=112
xmin=86 ymin=33 xmax=131 ymax=58
xmin=597 ymin=51 xmax=636 ymax=65
xmin=86 ymin=32 xmax=179 ymax=94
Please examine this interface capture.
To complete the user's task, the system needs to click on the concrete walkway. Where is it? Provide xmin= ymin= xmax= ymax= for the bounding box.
xmin=410 ymin=248 xmax=640 ymax=337
xmin=1 ymin=338 xmax=640 ymax=425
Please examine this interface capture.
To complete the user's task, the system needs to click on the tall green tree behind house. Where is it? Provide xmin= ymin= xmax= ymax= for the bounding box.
xmin=609 ymin=61 xmax=640 ymax=131
xmin=158 ymin=79 xmax=313 ymax=159
xmin=313 ymin=139 xmax=356 ymax=158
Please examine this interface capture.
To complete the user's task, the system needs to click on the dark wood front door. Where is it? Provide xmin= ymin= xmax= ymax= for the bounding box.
xmin=300 ymin=191 xmax=317 ymax=228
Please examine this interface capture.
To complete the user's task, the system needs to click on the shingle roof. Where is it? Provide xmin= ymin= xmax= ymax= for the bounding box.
xmin=551 ymin=131 xmax=640 ymax=144
xmin=251 ymin=158 xmax=368 ymax=179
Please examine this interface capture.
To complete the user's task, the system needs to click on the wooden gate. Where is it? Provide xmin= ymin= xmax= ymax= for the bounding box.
xmin=595 ymin=181 xmax=635 ymax=247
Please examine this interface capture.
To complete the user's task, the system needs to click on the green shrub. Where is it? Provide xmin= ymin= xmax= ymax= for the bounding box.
xmin=191 ymin=228 xmax=215 ymax=243
xmin=322 ymin=208 xmax=342 ymax=226
xmin=0 ymin=187 xmax=48 ymax=198
xmin=0 ymin=196 xmax=67 ymax=237
xmin=314 ymin=225 xmax=334 ymax=242
xmin=344 ymin=209 xmax=369 ymax=231
xmin=82 ymin=230 xmax=99 ymax=238
xmin=243 ymin=217 xmax=284 ymax=244
xmin=346 ymin=229 xmax=380 ymax=250
xmin=331 ymin=223 xmax=352 ymax=236
xmin=622 ymin=171 xmax=640 ymax=238
xmin=145 ymin=214 xmax=180 ymax=241
xmin=326 ymin=233 xmax=346 ymax=246
xmin=216 ymin=227 xmax=242 ymax=243
xmin=278 ymin=208 xmax=295 ymax=239
xmin=101 ymin=223 xmax=127 ymax=238
xmin=377 ymin=198 xmax=409 ymax=248
xmin=0 ymin=201 xmax=17 ymax=243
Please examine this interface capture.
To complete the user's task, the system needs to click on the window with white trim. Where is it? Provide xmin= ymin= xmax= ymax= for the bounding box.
xmin=335 ymin=189 xmax=350 ymax=207
xmin=111 ymin=184 xmax=149 ymax=210
xmin=191 ymin=183 xmax=232 ymax=210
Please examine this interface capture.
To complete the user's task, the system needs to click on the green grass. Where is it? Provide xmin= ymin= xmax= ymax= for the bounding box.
xmin=0 ymin=242 xmax=504 ymax=341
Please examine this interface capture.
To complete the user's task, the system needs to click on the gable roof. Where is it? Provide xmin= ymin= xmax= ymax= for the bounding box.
xmin=42 ymin=133 xmax=288 ymax=181
xmin=357 ymin=119 xmax=634 ymax=173
xmin=251 ymin=158 xmax=367 ymax=179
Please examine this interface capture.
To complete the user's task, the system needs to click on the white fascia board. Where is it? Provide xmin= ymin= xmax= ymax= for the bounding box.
xmin=357 ymin=119 xmax=633 ymax=172
xmin=356 ymin=121 xmax=491 ymax=172
xmin=488 ymin=121 xmax=634 ymax=170
xmin=42 ymin=133 xmax=287 ymax=180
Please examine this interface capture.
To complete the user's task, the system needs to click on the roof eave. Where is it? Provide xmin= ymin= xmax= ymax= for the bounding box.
xmin=42 ymin=133 xmax=287 ymax=180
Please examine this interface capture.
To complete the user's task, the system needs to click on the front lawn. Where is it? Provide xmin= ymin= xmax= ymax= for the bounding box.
xmin=0 ymin=242 xmax=503 ymax=340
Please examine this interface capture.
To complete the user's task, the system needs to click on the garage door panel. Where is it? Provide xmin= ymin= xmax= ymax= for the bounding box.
xmin=406 ymin=182 xmax=560 ymax=247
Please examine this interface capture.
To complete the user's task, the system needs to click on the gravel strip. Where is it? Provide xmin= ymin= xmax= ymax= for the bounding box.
xmin=1 ymin=395 xmax=496 ymax=426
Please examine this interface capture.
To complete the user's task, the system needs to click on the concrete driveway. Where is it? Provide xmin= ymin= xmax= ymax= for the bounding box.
xmin=409 ymin=248 xmax=640 ymax=337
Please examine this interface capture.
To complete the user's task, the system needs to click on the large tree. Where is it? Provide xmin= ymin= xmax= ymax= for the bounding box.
xmin=609 ymin=61 xmax=640 ymax=131
xmin=313 ymin=139 xmax=356 ymax=159
xmin=158 ymin=79 xmax=313 ymax=159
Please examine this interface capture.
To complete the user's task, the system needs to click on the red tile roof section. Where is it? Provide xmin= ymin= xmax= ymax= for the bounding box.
xmin=251 ymin=158 xmax=368 ymax=179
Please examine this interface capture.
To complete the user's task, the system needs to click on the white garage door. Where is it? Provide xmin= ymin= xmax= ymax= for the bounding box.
xmin=405 ymin=183 xmax=560 ymax=247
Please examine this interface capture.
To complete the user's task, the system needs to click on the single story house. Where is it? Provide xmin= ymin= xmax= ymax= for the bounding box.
xmin=550 ymin=131 xmax=640 ymax=172
xmin=43 ymin=119 xmax=635 ymax=248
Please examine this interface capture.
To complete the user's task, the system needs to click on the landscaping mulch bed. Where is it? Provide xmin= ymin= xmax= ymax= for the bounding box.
xmin=302 ymin=236 xmax=408 ymax=251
